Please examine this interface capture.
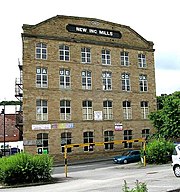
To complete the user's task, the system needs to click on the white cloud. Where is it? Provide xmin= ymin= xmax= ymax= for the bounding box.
xmin=155 ymin=69 xmax=180 ymax=96
xmin=0 ymin=0 xmax=180 ymax=101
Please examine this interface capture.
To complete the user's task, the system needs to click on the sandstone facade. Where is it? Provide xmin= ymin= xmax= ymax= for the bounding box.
xmin=21 ymin=15 xmax=156 ymax=161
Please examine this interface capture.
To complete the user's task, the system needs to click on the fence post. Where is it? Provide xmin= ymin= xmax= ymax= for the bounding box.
xmin=64 ymin=146 xmax=68 ymax=177
xmin=143 ymin=141 xmax=146 ymax=166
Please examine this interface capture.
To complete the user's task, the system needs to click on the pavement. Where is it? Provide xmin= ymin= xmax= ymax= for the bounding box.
xmin=1 ymin=157 xmax=180 ymax=192
xmin=0 ymin=157 xmax=112 ymax=189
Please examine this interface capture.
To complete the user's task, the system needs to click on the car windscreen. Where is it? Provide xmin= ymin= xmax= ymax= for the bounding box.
xmin=122 ymin=151 xmax=131 ymax=156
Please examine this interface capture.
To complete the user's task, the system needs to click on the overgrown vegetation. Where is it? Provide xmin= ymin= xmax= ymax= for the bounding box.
xmin=0 ymin=153 xmax=53 ymax=185
xmin=145 ymin=91 xmax=179 ymax=164
xmin=149 ymin=91 xmax=180 ymax=139
xmin=144 ymin=138 xmax=174 ymax=164
xmin=122 ymin=180 xmax=148 ymax=192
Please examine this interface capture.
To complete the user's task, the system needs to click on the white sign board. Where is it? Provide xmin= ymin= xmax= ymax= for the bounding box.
xmin=115 ymin=123 xmax=123 ymax=131
xmin=32 ymin=124 xmax=51 ymax=130
xmin=94 ymin=111 xmax=103 ymax=121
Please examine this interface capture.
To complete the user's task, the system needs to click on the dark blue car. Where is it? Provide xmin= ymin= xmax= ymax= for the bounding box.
xmin=113 ymin=150 xmax=141 ymax=164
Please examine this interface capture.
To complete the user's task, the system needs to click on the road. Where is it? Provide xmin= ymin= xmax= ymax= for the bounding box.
xmin=0 ymin=161 xmax=180 ymax=192
xmin=52 ymin=160 xmax=113 ymax=174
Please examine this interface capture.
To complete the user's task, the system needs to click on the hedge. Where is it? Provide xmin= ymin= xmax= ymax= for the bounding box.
xmin=0 ymin=153 xmax=53 ymax=185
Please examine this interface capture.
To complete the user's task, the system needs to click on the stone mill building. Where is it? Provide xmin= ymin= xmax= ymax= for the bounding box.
xmin=19 ymin=15 xmax=156 ymax=161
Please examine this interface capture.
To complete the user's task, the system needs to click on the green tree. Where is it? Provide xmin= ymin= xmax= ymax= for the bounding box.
xmin=149 ymin=91 xmax=180 ymax=139
xmin=144 ymin=138 xmax=174 ymax=164
xmin=0 ymin=100 xmax=21 ymax=106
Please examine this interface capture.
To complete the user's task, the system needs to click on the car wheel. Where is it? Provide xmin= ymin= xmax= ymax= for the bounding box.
xmin=123 ymin=159 xmax=128 ymax=164
xmin=174 ymin=165 xmax=180 ymax=177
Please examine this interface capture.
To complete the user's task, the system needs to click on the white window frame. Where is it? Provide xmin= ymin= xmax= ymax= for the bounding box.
xmin=60 ymin=100 xmax=71 ymax=120
xmin=102 ymin=49 xmax=111 ymax=65
xmin=124 ymin=130 xmax=133 ymax=148
xmin=142 ymin=129 xmax=150 ymax=139
xmin=36 ymin=67 xmax=48 ymax=88
xmin=82 ymin=70 xmax=92 ymax=90
xmin=59 ymin=45 xmax=70 ymax=61
xmin=37 ymin=133 xmax=49 ymax=154
xmin=104 ymin=130 xmax=114 ymax=150
xmin=141 ymin=101 xmax=149 ymax=119
xmin=82 ymin=100 xmax=93 ymax=120
xmin=103 ymin=100 xmax=113 ymax=120
xmin=83 ymin=131 xmax=94 ymax=152
xmin=61 ymin=132 xmax=72 ymax=153
xmin=121 ymin=51 xmax=129 ymax=66
xmin=35 ymin=43 xmax=47 ymax=60
xmin=102 ymin=72 xmax=112 ymax=91
xmin=122 ymin=73 xmax=131 ymax=91
xmin=36 ymin=99 xmax=48 ymax=121
xmin=81 ymin=47 xmax=91 ymax=63
xmin=138 ymin=54 xmax=146 ymax=68
xmin=123 ymin=101 xmax=132 ymax=120
xmin=60 ymin=69 xmax=71 ymax=89
xmin=139 ymin=75 xmax=148 ymax=92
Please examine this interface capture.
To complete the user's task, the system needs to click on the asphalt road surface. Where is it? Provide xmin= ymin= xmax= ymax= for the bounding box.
xmin=0 ymin=161 xmax=180 ymax=192
xmin=52 ymin=159 xmax=114 ymax=174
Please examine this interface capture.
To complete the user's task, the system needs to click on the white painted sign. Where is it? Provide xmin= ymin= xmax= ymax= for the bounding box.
xmin=32 ymin=124 xmax=51 ymax=130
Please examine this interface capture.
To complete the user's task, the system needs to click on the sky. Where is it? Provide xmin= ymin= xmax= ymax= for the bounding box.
xmin=0 ymin=0 xmax=180 ymax=104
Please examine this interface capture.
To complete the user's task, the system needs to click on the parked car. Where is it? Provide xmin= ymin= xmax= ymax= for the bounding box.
xmin=172 ymin=144 xmax=180 ymax=177
xmin=113 ymin=150 xmax=141 ymax=164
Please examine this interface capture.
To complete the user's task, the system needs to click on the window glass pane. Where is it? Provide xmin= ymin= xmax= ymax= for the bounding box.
xmin=37 ymin=133 xmax=42 ymax=139
xmin=66 ymin=100 xmax=70 ymax=106
xmin=66 ymin=108 xmax=70 ymax=113
xmin=60 ymin=100 xmax=65 ymax=106
xmin=88 ymin=101 xmax=92 ymax=107
xmin=83 ymin=101 xmax=86 ymax=107
xmin=42 ymin=100 xmax=47 ymax=106
xmin=42 ymin=76 xmax=47 ymax=81
xmin=103 ymin=101 xmax=107 ymax=107
xmin=43 ymin=140 xmax=48 ymax=147
xmin=43 ymin=108 xmax=47 ymax=113
xmin=61 ymin=108 xmax=65 ymax=113
xmin=108 ymin=101 xmax=112 ymax=107
xmin=36 ymin=100 xmax=41 ymax=106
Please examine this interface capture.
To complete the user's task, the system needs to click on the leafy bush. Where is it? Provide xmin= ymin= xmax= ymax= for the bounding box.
xmin=145 ymin=138 xmax=174 ymax=164
xmin=0 ymin=153 xmax=53 ymax=185
xmin=122 ymin=180 xmax=148 ymax=192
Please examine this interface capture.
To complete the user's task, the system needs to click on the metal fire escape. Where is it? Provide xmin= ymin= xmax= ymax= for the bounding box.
xmin=15 ymin=60 xmax=23 ymax=140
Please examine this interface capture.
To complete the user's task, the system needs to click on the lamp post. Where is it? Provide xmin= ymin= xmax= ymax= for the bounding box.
xmin=1 ymin=103 xmax=5 ymax=156
xmin=3 ymin=103 xmax=5 ymax=156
